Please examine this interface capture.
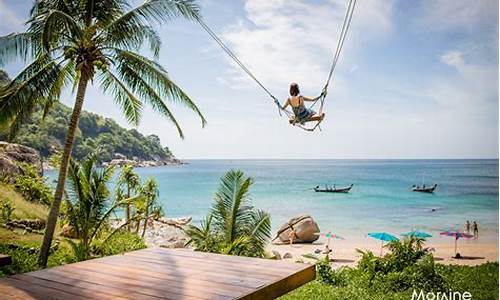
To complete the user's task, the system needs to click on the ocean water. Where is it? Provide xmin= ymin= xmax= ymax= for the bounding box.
xmin=47 ymin=159 xmax=499 ymax=242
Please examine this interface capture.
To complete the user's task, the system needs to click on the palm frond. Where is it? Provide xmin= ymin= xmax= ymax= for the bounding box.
xmin=249 ymin=209 xmax=271 ymax=248
xmin=114 ymin=49 xmax=206 ymax=128
xmin=116 ymin=63 xmax=184 ymax=137
xmin=102 ymin=24 xmax=161 ymax=58
xmin=0 ymin=33 xmax=33 ymax=65
xmin=100 ymin=70 xmax=142 ymax=125
xmin=42 ymin=9 xmax=83 ymax=51
xmin=106 ymin=0 xmax=200 ymax=36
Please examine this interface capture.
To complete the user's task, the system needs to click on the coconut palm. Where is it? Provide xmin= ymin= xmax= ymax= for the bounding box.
xmin=0 ymin=0 xmax=206 ymax=266
xmin=116 ymin=164 xmax=140 ymax=230
xmin=186 ymin=170 xmax=271 ymax=257
xmin=137 ymin=177 xmax=161 ymax=237
xmin=64 ymin=155 xmax=116 ymax=260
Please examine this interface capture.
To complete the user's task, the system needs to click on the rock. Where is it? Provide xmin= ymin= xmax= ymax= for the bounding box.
xmin=274 ymin=215 xmax=320 ymax=244
xmin=271 ymin=250 xmax=282 ymax=260
xmin=6 ymin=219 xmax=46 ymax=230
xmin=0 ymin=142 xmax=43 ymax=178
xmin=108 ymin=159 xmax=135 ymax=167
xmin=283 ymin=252 xmax=293 ymax=259
xmin=60 ymin=224 xmax=78 ymax=238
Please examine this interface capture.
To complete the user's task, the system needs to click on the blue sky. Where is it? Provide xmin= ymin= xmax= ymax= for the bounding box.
xmin=1 ymin=0 xmax=498 ymax=159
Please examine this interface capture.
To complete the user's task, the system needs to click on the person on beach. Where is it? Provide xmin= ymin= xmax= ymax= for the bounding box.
xmin=288 ymin=227 xmax=297 ymax=245
xmin=282 ymin=83 xmax=325 ymax=123
xmin=473 ymin=221 xmax=479 ymax=238
xmin=465 ymin=220 xmax=471 ymax=234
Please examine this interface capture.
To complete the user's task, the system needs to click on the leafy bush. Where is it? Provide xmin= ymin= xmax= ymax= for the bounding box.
xmin=95 ymin=231 xmax=146 ymax=256
xmin=0 ymin=197 xmax=14 ymax=222
xmin=186 ymin=170 xmax=271 ymax=258
xmin=13 ymin=163 xmax=52 ymax=205
xmin=281 ymin=262 xmax=499 ymax=300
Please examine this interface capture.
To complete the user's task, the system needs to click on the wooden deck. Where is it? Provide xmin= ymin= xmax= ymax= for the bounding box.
xmin=0 ymin=247 xmax=315 ymax=300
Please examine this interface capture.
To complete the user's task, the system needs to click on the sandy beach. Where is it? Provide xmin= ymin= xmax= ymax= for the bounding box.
xmin=269 ymin=237 xmax=499 ymax=268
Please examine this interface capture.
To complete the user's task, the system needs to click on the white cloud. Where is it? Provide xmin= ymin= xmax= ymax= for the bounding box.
xmin=420 ymin=0 xmax=498 ymax=31
xmin=440 ymin=51 xmax=464 ymax=67
xmin=216 ymin=0 xmax=395 ymax=93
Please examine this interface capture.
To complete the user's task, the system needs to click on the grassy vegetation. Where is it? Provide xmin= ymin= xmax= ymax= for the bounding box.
xmin=0 ymin=183 xmax=48 ymax=220
xmin=0 ymin=178 xmax=146 ymax=277
xmin=282 ymin=262 xmax=499 ymax=300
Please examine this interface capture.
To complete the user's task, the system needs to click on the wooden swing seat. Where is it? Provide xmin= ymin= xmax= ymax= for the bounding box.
xmin=289 ymin=113 xmax=325 ymax=124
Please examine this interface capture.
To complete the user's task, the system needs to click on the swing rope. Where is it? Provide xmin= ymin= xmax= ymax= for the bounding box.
xmin=195 ymin=0 xmax=356 ymax=131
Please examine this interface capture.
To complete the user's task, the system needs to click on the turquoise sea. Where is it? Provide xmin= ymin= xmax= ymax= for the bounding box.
xmin=48 ymin=159 xmax=499 ymax=242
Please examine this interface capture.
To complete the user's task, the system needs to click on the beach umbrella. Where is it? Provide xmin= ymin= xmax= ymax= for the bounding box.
xmin=401 ymin=231 xmax=432 ymax=239
xmin=440 ymin=231 xmax=473 ymax=258
xmin=367 ymin=232 xmax=399 ymax=256
xmin=315 ymin=231 xmax=344 ymax=256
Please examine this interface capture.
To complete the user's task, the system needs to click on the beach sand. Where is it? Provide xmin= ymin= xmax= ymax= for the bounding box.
xmin=268 ymin=237 xmax=499 ymax=268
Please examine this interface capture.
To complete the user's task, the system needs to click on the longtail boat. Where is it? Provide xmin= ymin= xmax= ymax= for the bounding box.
xmin=314 ymin=184 xmax=353 ymax=193
xmin=412 ymin=184 xmax=437 ymax=193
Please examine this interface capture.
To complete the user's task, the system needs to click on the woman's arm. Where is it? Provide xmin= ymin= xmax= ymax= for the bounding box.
xmin=282 ymin=98 xmax=290 ymax=109
xmin=301 ymin=96 xmax=319 ymax=102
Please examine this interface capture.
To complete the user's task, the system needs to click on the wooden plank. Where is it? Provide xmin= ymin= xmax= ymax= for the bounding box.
xmin=0 ymin=277 xmax=89 ymax=300
xmin=98 ymin=254 xmax=281 ymax=282
xmin=11 ymin=274 xmax=121 ymax=300
xmin=239 ymin=264 xmax=316 ymax=300
xmin=146 ymin=248 xmax=304 ymax=271
xmin=74 ymin=258 xmax=267 ymax=289
xmin=36 ymin=266 xmax=240 ymax=300
xmin=50 ymin=261 xmax=254 ymax=296
xmin=0 ymin=254 xmax=12 ymax=266
xmin=115 ymin=252 xmax=291 ymax=279
xmin=126 ymin=249 xmax=303 ymax=274
xmin=0 ymin=247 xmax=316 ymax=300
xmin=0 ymin=282 xmax=39 ymax=300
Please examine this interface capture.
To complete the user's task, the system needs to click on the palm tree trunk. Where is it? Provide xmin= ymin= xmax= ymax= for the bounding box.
xmin=38 ymin=74 xmax=89 ymax=267
xmin=141 ymin=207 xmax=149 ymax=238
xmin=126 ymin=186 xmax=130 ymax=231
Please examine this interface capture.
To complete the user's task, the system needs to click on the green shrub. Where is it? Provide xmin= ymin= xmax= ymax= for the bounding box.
xmin=186 ymin=170 xmax=271 ymax=258
xmin=317 ymin=256 xmax=348 ymax=286
xmin=95 ymin=231 xmax=146 ymax=256
xmin=0 ymin=198 xmax=14 ymax=222
xmin=13 ymin=163 xmax=52 ymax=205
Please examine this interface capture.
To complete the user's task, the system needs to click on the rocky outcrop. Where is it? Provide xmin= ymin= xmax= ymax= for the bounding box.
xmin=5 ymin=219 xmax=46 ymax=231
xmin=0 ymin=142 xmax=43 ymax=177
xmin=103 ymin=157 xmax=187 ymax=168
xmin=274 ymin=215 xmax=320 ymax=244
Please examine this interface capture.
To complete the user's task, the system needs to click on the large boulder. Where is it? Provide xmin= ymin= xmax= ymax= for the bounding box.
xmin=0 ymin=142 xmax=43 ymax=177
xmin=274 ymin=215 xmax=320 ymax=244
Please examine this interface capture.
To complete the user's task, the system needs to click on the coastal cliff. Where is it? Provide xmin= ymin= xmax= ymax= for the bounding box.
xmin=0 ymin=102 xmax=176 ymax=164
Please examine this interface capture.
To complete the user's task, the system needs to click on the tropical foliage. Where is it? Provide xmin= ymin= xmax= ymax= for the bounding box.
xmin=0 ymin=101 xmax=174 ymax=162
xmin=136 ymin=178 xmax=162 ymax=237
xmin=1 ymin=68 xmax=170 ymax=166
xmin=281 ymin=262 xmax=499 ymax=300
xmin=10 ymin=163 xmax=53 ymax=205
xmin=63 ymin=155 xmax=148 ymax=261
xmin=116 ymin=164 xmax=140 ymax=230
xmin=293 ymin=237 xmax=455 ymax=300
xmin=0 ymin=0 xmax=206 ymax=266
xmin=186 ymin=170 xmax=271 ymax=257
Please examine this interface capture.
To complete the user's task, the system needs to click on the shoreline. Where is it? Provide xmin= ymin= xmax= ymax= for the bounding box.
xmin=268 ymin=236 xmax=499 ymax=267
xmin=130 ymin=217 xmax=498 ymax=267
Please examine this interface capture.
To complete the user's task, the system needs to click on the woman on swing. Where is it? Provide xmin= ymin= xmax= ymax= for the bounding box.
xmin=282 ymin=83 xmax=325 ymax=124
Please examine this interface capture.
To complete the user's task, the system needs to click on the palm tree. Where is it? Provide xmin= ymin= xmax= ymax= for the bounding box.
xmin=64 ymin=155 xmax=116 ymax=260
xmin=137 ymin=177 xmax=161 ymax=237
xmin=186 ymin=170 xmax=271 ymax=257
xmin=0 ymin=0 xmax=206 ymax=266
xmin=117 ymin=164 xmax=140 ymax=231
